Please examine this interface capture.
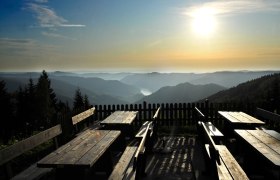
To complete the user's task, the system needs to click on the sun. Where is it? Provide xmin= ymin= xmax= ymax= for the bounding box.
xmin=191 ymin=7 xmax=217 ymax=37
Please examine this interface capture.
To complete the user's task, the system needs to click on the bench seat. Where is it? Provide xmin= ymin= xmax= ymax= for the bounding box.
xmin=135 ymin=121 xmax=153 ymax=138
xmin=198 ymin=121 xmax=224 ymax=144
xmin=11 ymin=164 xmax=53 ymax=180
xmin=109 ymin=146 xmax=138 ymax=180
xmin=205 ymin=144 xmax=248 ymax=180
xmin=198 ymin=120 xmax=248 ymax=180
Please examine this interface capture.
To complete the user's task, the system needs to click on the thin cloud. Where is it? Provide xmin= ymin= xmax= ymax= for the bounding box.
xmin=26 ymin=3 xmax=85 ymax=28
xmin=41 ymin=31 xmax=76 ymax=40
xmin=33 ymin=0 xmax=48 ymax=3
xmin=184 ymin=0 xmax=280 ymax=17
xmin=0 ymin=37 xmax=58 ymax=57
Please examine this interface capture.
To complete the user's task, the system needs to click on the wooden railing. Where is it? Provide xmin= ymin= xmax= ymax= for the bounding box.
xmin=93 ymin=101 xmax=257 ymax=128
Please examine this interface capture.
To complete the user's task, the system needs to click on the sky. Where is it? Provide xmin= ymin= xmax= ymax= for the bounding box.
xmin=0 ymin=0 xmax=280 ymax=72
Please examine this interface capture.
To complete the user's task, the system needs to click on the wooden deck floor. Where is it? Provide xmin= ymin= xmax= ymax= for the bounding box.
xmin=144 ymin=136 xmax=196 ymax=180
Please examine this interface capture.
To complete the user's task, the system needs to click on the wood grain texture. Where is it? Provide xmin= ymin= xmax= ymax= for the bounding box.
xmin=0 ymin=124 xmax=62 ymax=165
xmin=100 ymin=111 xmax=138 ymax=125
xmin=37 ymin=130 xmax=120 ymax=168
xmin=72 ymin=107 xmax=95 ymax=125
xmin=235 ymin=129 xmax=280 ymax=166
xmin=217 ymin=145 xmax=249 ymax=180
xmin=108 ymin=146 xmax=137 ymax=180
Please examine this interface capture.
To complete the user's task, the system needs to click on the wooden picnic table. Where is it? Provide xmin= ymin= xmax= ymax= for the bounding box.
xmin=235 ymin=129 xmax=280 ymax=177
xmin=101 ymin=111 xmax=138 ymax=125
xmin=218 ymin=111 xmax=265 ymax=135
xmin=37 ymin=129 xmax=121 ymax=179
xmin=100 ymin=111 xmax=138 ymax=138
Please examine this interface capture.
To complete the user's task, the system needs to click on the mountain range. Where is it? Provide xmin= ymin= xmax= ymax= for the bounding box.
xmin=206 ymin=73 xmax=280 ymax=104
xmin=0 ymin=70 xmax=278 ymax=106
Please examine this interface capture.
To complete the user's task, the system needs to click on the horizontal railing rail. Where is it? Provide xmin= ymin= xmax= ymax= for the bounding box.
xmin=93 ymin=101 xmax=257 ymax=128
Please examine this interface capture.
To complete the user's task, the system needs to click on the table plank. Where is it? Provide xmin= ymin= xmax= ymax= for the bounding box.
xmin=239 ymin=112 xmax=265 ymax=124
xmin=38 ymin=130 xmax=94 ymax=167
xmin=123 ymin=112 xmax=137 ymax=124
xmin=263 ymin=130 xmax=280 ymax=141
xmin=219 ymin=111 xmax=240 ymax=123
xmin=235 ymin=130 xmax=280 ymax=166
xmin=77 ymin=131 xmax=121 ymax=167
xmin=228 ymin=112 xmax=252 ymax=123
xmin=247 ymin=130 xmax=280 ymax=154
xmin=101 ymin=111 xmax=137 ymax=125
xmin=53 ymin=130 xmax=108 ymax=166
xmin=38 ymin=130 xmax=120 ymax=168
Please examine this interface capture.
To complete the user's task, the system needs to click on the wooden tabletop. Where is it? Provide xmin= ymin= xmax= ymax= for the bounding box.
xmin=218 ymin=111 xmax=265 ymax=125
xmin=100 ymin=111 xmax=138 ymax=125
xmin=37 ymin=130 xmax=120 ymax=168
xmin=235 ymin=129 xmax=280 ymax=167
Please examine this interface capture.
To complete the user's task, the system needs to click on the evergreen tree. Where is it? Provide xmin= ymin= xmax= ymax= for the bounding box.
xmin=0 ymin=80 xmax=14 ymax=143
xmin=16 ymin=86 xmax=29 ymax=136
xmin=26 ymin=79 xmax=37 ymax=130
xmin=84 ymin=94 xmax=91 ymax=109
xmin=73 ymin=88 xmax=84 ymax=111
xmin=35 ymin=70 xmax=57 ymax=129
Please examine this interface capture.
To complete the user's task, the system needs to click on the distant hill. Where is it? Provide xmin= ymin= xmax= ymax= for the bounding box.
xmin=49 ymin=75 xmax=143 ymax=103
xmin=137 ymin=82 xmax=226 ymax=104
xmin=206 ymin=73 xmax=280 ymax=104
xmin=121 ymin=71 xmax=279 ymax=93
xmin=0 ymin=74 xmax=140 ymax=106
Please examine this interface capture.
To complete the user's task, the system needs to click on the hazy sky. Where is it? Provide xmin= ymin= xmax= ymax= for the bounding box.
xmin=1 ymin=0 xmax=280 ymax=72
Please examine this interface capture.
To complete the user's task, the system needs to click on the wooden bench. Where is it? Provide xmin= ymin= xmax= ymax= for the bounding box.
xmin=72 ymin=107 xmax=95 ymax=132
xmin=0 ymin=124 xmax=62 ymax=180
xmin=135 ymin=107 xmax=160 ymax=148
xmin=200 ymin=121 xmax=249 ymax=179
xmin=109 ymin=123 xmax=152 ymax=180
xmin=195 ymin=107 xmax=224 ymax=144
xmin=256 ymin=108 xmax=280 ymax=129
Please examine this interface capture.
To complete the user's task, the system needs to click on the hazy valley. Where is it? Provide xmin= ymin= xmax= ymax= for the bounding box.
xmin=1 ymin=70 xmax=279 ymax=107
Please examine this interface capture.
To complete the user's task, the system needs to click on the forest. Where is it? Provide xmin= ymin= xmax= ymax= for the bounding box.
xmin=0 ymin=70 xmax=91 ymax=146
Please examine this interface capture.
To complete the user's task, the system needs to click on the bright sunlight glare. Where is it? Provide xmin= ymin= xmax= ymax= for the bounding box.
xmin=191 ymin=7 xmax=217 ymax=37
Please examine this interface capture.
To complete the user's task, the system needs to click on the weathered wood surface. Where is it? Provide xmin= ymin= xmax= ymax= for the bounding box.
xmin=0 ymin=124 xmax=62 ymax=165
xmin=195 ymin=107 xmax=205 ymax=120
xmin=201 ymin=122 xmax=223 ymax=137
xmin=100 ymin=111 xmax=138 ymax=125
xmin=37 ymin=130 xmax=120 ymax=168
xmin=11 ymin=164 xmax=53 ymax=180
xmin=135 ymin=123 xmax=150 ymax=160
xmin=201 ymin=121 xmax=248 ymax=179
xmin=235 ymin=129 xmax=280 ymax=167
xmin=153 ymin=107 xmax=161 ymax=119
xmin=72 ymin=107 xmax=95 ymax=125
xmin=108 ymin=146 xmax=138 ymax=180
xmin=219 ymin=111 xmax=265 ymax=125
xmin=195 ymin=107 xmax=224 ymax=144
xmin=135 ymin=121 xmax=152 ymax=138
xmin=216 ymin=145 xmax=249 ymax=180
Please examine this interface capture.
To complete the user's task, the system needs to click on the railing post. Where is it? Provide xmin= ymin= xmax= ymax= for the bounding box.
xmin=188 ymin=103 xmax=192 ymax=125
xmin=148 ymin=103 xmax=152 ymax=119
xmin=143 ymin=101 xmax=147 ymax=121
xmin=183 ymin=103 xmax=187 ymax=126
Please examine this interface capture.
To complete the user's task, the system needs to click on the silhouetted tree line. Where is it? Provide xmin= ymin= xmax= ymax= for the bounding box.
xmin=0 ymin=70 xmax=91 ymax=145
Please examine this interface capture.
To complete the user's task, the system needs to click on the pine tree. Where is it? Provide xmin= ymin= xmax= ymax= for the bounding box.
xmin=84 ymin=94 xmax=91 ymax=109
xmin=73 ymin=88 xmax=84 ymax=112
xmin=35 ymin=70 xmax=57 ymax=129
xmin=0 ymin=80 xmax=14 ymax=143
